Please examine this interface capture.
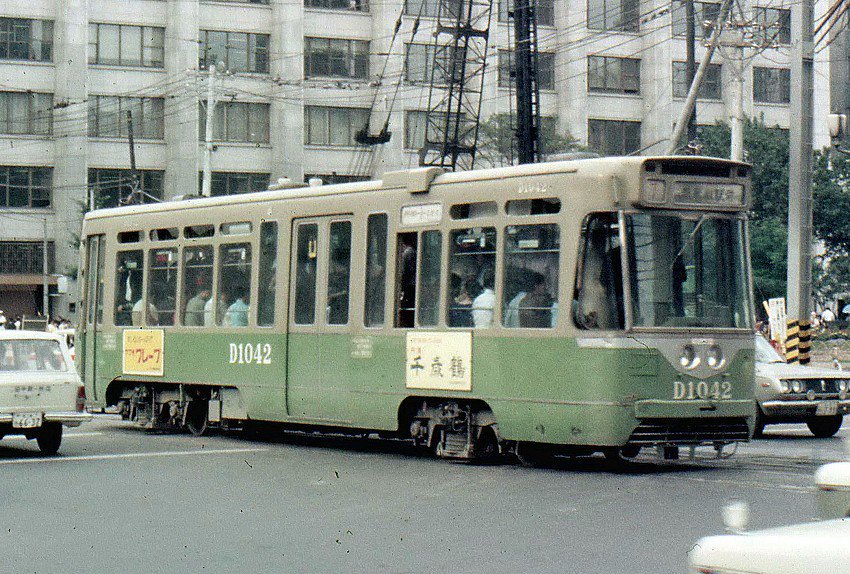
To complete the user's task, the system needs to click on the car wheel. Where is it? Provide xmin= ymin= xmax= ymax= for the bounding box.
xmin=807 ymin=415 xmax=844 ymax=438
xmin=753 ymin=408 xmax=766 ymax=438
xmin=36 ymin=423 xmax=62 ymax=455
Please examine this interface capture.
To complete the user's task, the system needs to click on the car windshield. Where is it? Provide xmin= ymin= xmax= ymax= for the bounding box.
xmin=625 ymin=214 xmax=751 ymax=328
xmin=755 ymin=335 xmax=785 ymax=364
xmin=0 ymin=339 xmax=68 ymax=372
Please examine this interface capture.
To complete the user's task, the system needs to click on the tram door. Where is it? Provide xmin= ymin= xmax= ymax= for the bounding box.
xmin=81 ymin=235 xmax=105 ymax=401
xmin=286 ymin=217 xmax=354 ymax=421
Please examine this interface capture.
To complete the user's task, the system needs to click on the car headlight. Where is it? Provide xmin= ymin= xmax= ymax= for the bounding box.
xmin=839 ymin=380 xmax=849 ymax=392
xmin=791 ymin=380 xmax=804 ymax=393
xmin=706 ymin=345 xmax=724 ymax=369
xmin=679 ymin=344 xmax=700 ymax=369
xmin=779 ymin=380 xmax=790 ymax=393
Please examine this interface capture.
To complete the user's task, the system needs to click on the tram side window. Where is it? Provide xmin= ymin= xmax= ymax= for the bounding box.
xmin=327 ymin=221 xmax=352 ymax=325
xmin=218 ymin=243 xmax=252 ymax=327
xmin=182 ymin=246 xmax=214 ymax=326
xmin=114 ymin=250 xmax=144 ymax=327
xmin=447 ymin=227 xmax=497 ymax=328
xmin=503 ymin=224 xmax=560 ymax=328
xmin=257 ymin=221 xmax=278 ymax=327
xmin=573 ymin=214 xmax=625 ymax=330
xmin=364 ymin=214 xmax=388 ymax=327
xmin=418 ymin=231 xmax=442 ymax=326
xmin=294 ymin=224 xmax=319 ymax=325
xmin=394 ymin=232 xmax=418 ymax=328
xmin=147 ymin=248 xmax=178 ymax=326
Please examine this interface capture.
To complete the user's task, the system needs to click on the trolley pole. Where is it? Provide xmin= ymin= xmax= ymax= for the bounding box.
xmin=126 ymin=109 xmax=139 ymax=204
xmin=201 ymin=64 xmax=217 ymax=197
xmin=786 ymin=0 xmax=814 ymax=321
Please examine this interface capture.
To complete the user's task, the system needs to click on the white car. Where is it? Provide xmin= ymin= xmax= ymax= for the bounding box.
xmin=0 ymin=330 xmax=91 ymax=454
xmin=755 ymin=334 xmax=850 ymax=437
xmin=688 ymin=518 xmax=850 ymax=573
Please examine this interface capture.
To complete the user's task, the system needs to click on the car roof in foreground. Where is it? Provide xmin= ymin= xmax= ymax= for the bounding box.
xmin=689 ymin=518 xmax=850 ymax=572
xmin=0 ymin=330 xmax=63 ymax=341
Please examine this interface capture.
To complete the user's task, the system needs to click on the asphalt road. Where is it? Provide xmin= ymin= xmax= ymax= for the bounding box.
xmin=0 ymin=417 xmax=844 ymax=574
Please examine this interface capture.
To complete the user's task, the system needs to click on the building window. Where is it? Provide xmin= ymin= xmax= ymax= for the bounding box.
xmin=88 ymin=169 xmax=164 ymax=208
xmin=304 ymin=173 xmax=369 ymax=184
xmin=498 ymin=51 xmax=555 ymax=90
xmin=88 ymin=96 xmax=164 ymax=139
xmin=405 ymin=109 xmax=470 ymax=150
xmin=587 ymin=55 xmax=640 ymax=94
xmin=672 ymin=1 xmax=720 ymax=38
xmin=199 ymin=102 xmax=270 ymax=143
xmin=753 ymin=67 xmax=790 ymax=104
xmin=753 ymin=7 xmax=790 ymax=46
xmin=305 ymin=106 xmax=370 ymax=146
xmin=672 ymin=62 xmax=721 ymax=99
xmin=306 ymin=0 xmax=368 ymax=12
xmin=404 ymin=0 xmax=466 ymax=18
xmin=88 ymin=23 xmax=164 ymax=68
xmin=498 ymin=0 xmax=555 ymax=26
xmin=587 ymin=0 xmax=639 ymax=32
xmin=0 ymin=241 xmax=54 ymax=274
xmin=405 ymin=43 xmax=438 ymax=84
xmin=0 ymin=166 xmax=51 ymax=208
xmin=199 ymin=31 xmax=269 ymax=74
xmin=0 ymin=18 xmax=53 ymax=62
xmin=304 ymin=38 xmax=369 ymax=79
xmin=587 ymin=119 xmax=641 ymax=156
xmin=200 ymin=172 xmax=270 ymax=196
xmin=0 ymin=92 xmax=52 ymax=135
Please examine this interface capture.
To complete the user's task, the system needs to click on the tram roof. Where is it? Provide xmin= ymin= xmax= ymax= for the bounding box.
xmin=85 ymin=155 xmax=748 ymax=221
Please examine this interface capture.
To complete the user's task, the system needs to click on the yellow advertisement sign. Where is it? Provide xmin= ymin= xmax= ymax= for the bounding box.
xmin=406 ymin=331 xmax=472 ymax=391
xmin=122 ymin=329 xmax=165 ymax=376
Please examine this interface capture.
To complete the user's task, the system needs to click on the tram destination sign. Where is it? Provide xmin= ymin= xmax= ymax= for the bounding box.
xmin=671 ymin=181 xmax=745 ymax=208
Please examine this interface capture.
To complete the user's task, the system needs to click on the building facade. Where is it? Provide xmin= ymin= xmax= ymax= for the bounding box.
xmin=0 ymin=0 xmax=830 ymax=319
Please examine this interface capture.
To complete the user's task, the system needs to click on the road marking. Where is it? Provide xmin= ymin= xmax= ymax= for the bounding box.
xmin=682 ymin=476 xmax=814 ymax=493
xmin=0 ymin=447 xmax=267 ymax=466
xmin=2 ymin=432 xmax=103 ymax=440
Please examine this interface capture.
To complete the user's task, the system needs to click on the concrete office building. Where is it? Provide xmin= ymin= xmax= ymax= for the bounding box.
xmin=0 ymin=0 xmax=830 ymax=318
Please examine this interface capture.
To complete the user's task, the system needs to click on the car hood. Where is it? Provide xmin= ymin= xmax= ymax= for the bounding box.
xmin=756 ymin=362 xmax=846 ymax=380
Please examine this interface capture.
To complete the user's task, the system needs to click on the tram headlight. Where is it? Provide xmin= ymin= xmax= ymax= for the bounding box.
xmin=791 ymin=380 xmax=804 ymax=394
xmin=679 ymin=344 xmax=700 ymax=369
xmin=839 ymin=380 xmax=849 ymax=392
xmin=706 ymin=345 xmax=724 ymax=369
xmin=779 ymin=380 xmax=790 ymax=393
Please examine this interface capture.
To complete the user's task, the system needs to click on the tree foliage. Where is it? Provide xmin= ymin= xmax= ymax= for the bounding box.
xmin=476 ymin=114 xmax=583 ymax=167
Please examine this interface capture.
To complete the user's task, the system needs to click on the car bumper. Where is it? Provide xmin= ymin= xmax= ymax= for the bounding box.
xmin=0 ymin=412 xmax=93 ymax=427
xmin=760 ymin=400 xmax=850 ymax=417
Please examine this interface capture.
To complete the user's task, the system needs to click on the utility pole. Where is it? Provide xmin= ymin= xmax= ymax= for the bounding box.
xmin=668 ymin=0 xmax=733 ymax=154
xmin=201 ymin=64 xmax=218 ymax=197
xmin=126 ymin=109 xmax=139 ymax=204
xmin=685 ymin=0 xmax=698 ymax=143
xmin=513 ymin=0 xmax=539 ymax=164
xmin=786 ymin=0 xmax=814 ymax=321
xmin=42 ymin=216 xmax=49 ymax=321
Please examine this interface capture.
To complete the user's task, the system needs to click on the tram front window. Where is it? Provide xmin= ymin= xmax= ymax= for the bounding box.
xmin=626 ymin=214 xmax=751 ymax=329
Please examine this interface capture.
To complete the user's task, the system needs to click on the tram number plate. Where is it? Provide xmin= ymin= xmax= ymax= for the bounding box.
xmin=816 ymin=401 xmax=838 ymax=416
xmin=12 ymin=412 xmax=43 ymax=429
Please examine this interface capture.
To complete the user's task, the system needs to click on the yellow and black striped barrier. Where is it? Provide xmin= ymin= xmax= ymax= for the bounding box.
xmin=785 ymin=319 xmax=799 ymax=363
xmin=798 ymin=319 xmax=811 ymax=365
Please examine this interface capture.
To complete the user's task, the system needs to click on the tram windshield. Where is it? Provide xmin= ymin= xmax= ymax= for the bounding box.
xmin=625 ymin=214 xmax=751 ymax=329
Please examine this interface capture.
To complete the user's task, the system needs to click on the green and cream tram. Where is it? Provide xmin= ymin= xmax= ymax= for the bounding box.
xmin=78 ymin=156 xmax=756 ymax=462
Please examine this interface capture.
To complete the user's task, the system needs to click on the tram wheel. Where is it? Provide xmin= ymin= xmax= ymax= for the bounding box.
xmin=473 ymin=426 xmax=500 ymax=463
xmin=752 ymin=408 xmax=766 ymax=438
xmin=807 ymin=415 xmax=843 ymax=438
xmin=185 ymin=400 xmax=209 ymax=437
xmin=516 ymin=442 xmax=556 ymax=467
xmin=603 ymin=445 xmax=641 ymax=464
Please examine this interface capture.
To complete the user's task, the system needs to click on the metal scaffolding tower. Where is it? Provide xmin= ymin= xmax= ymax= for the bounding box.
xmin=419 ymin=0 xmax=493 ymax=170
